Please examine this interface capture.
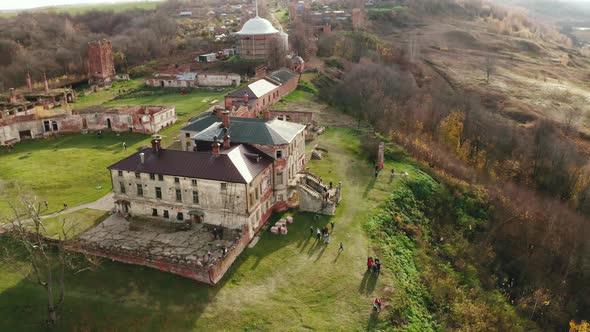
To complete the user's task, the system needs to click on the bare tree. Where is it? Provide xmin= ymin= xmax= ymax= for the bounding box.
xmin=484 ymin=55 xmax=496 ymax=84
xmin=1 ymin=195 xmax=96 ymax=325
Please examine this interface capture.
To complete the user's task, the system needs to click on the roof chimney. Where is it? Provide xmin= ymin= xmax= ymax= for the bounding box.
xmin=212 ymin=136 xmax=220 ymax=157
xmin=151 ymin=139 xmax=161 ymax=153
xmin=42 ymin=72 xmax=49 ymax=93
xmin=221 ymin=110 xmax=230 ymax=127
xmin=139 ymin=152 xmax=145 ymax=164
xmin=223 ymin=131 xmax=231 ymax=149
xmin=25 ymin=71 xmax=32 ymax=91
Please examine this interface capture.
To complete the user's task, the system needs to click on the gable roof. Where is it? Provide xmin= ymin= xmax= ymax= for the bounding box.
xmin=266 ymin=68 xmax=298 ymax=85
xmin=108 ymin=145 xmax=272 ymax=184
xmin=226 ymin=78 xmax=278 ymax=99
xmin=191 ymin=117 xmax=305 ymax=146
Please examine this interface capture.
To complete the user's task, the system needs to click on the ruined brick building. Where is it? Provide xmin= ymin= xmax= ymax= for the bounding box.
xmin=224 ymin=68 xmax=299 ymax=116
xmin=88 ymin=39 xmax=116 ymax=85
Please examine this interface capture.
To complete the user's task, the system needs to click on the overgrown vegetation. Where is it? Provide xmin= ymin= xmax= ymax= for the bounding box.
xmin=366 ymin=165 xmax=539 ymax=330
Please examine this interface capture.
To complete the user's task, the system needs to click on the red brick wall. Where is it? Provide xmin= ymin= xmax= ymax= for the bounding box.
xmin=88 ymin=40 xmax=115 ymax=81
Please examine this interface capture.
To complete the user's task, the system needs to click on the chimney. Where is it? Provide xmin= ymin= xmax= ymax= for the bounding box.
xmin=25 ymin=71 xmax=32 ymax=91
xmin=221 ymin=110 xmax=230 ymax=127
xmin=42 ymin=72 xmax=49 ymax=93
xmin=151 ymin=139 xmax=161 ymax=153
xmin=139 ymin=152 xmax=145 ymax=164
xmin=212 ymin=136 xmax=220 ymax=157
xmin=223 ymin=131 xmax=231 ymax=149
xmin=8 ymin=88 xmax=16 ymax=103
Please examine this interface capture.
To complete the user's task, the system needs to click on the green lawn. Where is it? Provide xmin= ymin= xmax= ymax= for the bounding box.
xmin=0 ymin=132 xmax=149 ymax=219
xmin=0 ymin=128 xmax=421 ymax=331
xmin=0 ymin=86 xmax=230 ymax=219
xmin=32 ymin=209 xmax=107 ymax=239
xmin=72 ymin=78 xmax=145 ymax=110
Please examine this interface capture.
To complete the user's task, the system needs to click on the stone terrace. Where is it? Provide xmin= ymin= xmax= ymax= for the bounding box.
xmin=72 ymin=215 xmax=245 ymax=281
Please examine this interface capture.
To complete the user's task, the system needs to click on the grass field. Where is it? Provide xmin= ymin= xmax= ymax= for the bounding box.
xmin=0 ymin=86 xmax=230 ymax=219
xmin=0 ymin=128 xmax=422 ymax=331
xmin=32 ymin=209 xmax=108 ymax=239
xmin=0 ymin=132 xmax=149 ymax=219
xmin=72 ymin=78 xmax=145 ymax=110
xmin=0 ymin=1 xmax=161 ymax=18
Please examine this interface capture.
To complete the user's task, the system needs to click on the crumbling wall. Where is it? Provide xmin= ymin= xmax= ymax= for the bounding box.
xmin=197 ymin=73 xmax=241 ymax=87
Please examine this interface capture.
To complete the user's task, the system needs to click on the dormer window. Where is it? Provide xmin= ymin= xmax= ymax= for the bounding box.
xmin=276 ymin=150 xmax=283 ymax=159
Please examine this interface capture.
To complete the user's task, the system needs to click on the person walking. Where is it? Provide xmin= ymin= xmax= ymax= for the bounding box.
xmin=321 ymin=227 xmax=326 ymax=237
xmin=373 ymin=298 xmax=382 ymax=313
xmin=338 ymin=242 xmax=344 ymax=252
xmin=330 ymin=221 xmax=335 ymax=231
xmin=324 ymin=233 xmax=330 ymax=244
xmin=390 ymin=168 xmax=395 ymax=183
xmin=373 ymin=258 xmax=379 ymax=273
xmin=323 ymin=225 xmax=329 ymax=235
xmin=316 ymin=228 xmax=321 ymax=241
xmin=123 ymin=142 xmax=127 ymax=150
xmin=376 ymin=258 xmax=381 ymax=273
xmin=310 ymin=226 xmax=314 ymax=236
xmin=367 ymin=257 xmax=374 ymax=271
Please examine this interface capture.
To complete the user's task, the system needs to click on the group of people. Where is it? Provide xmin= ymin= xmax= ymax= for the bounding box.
xmin=367 ymin=256 xmax=381 ymax=274
xmin=311 ymin=223 xmax=334 ymax=244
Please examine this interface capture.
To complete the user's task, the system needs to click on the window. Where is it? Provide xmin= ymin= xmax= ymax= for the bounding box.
xmin=174 ymin=177 xmax=180 ymax=184
xmin=155 ymin=187 xmax=162 ymax=199
xmin=276 ymin=150 xmax=283 ymax=159
xmin=250 ymin=192 xmax=255 ymax=205
xmin=192 ymin=179 xmax=198 ymax=186
xmin=176 ymin=189 xmax=182 ymax=202
xmin=255 ymin=187 xmax=259 ymax=200
xmin=163 ymin=210 xmax=169 ymax=218
xmin=136 ymin=184 xmax=143 ymax=197
xmin=118 ymin=170 xmax=123 ymax=176
xmin=193 ymin=191 xmax=199 ymax=204
xmin=276 ymin=172 xmax=283 ymax=185
xmin=158 ymin=174 xmax=164 ymax=181
xmin=120 ymin=182 xmax=126 ymax=194
xmin=152 ymin=208 xmax=158 ymax=216
xmin=135 ymin=172 xmax=141 ymax=179
xmin=278 ymin=194 xmax=284 ymax=201
xmin=51 ymin=121 xmax=58 ymax=131
xmin=185 ymin=132 xmax=190 ymax=138
xmin=221 ymin=183 xmax=227 ymax=190
xmin=149 ymin=173 xmax=155 ymax=180
xmin=177 ymin=212 xmax=184 ymax=220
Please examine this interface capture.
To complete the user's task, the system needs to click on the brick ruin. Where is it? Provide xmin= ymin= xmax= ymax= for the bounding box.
xmin=88 ymin=39 xmax=116 ymax=85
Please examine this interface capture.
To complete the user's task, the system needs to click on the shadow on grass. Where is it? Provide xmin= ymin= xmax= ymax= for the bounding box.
xmin=248 ymin=211 xmax=334 ymax=271
xmin=358 ymin=269 xmax=379 ymax=295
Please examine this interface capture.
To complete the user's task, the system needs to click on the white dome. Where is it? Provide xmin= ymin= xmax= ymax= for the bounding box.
xmin=237 ymin=16 xmax=279 ymax=35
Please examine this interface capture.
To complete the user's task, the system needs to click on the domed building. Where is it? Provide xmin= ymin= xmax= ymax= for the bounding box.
xmin=236 ymin=7 xmax=287 ymax=60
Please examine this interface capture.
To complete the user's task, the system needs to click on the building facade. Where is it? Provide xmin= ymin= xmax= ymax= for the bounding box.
xmin=109 ymin=140 xmax=275 ymax=238
xmin=145 ymin=72 xmax=241 ymax=88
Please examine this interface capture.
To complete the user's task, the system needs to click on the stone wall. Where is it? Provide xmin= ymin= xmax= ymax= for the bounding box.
xmin=197 ymin=73 xmax=241 ymax=87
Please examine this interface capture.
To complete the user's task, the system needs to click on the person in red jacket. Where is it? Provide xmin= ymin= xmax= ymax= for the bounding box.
xmin=374 ymin=298 xmax=382 ymax=313
xmin=367 ymin=257 xmax=374 ymax=270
